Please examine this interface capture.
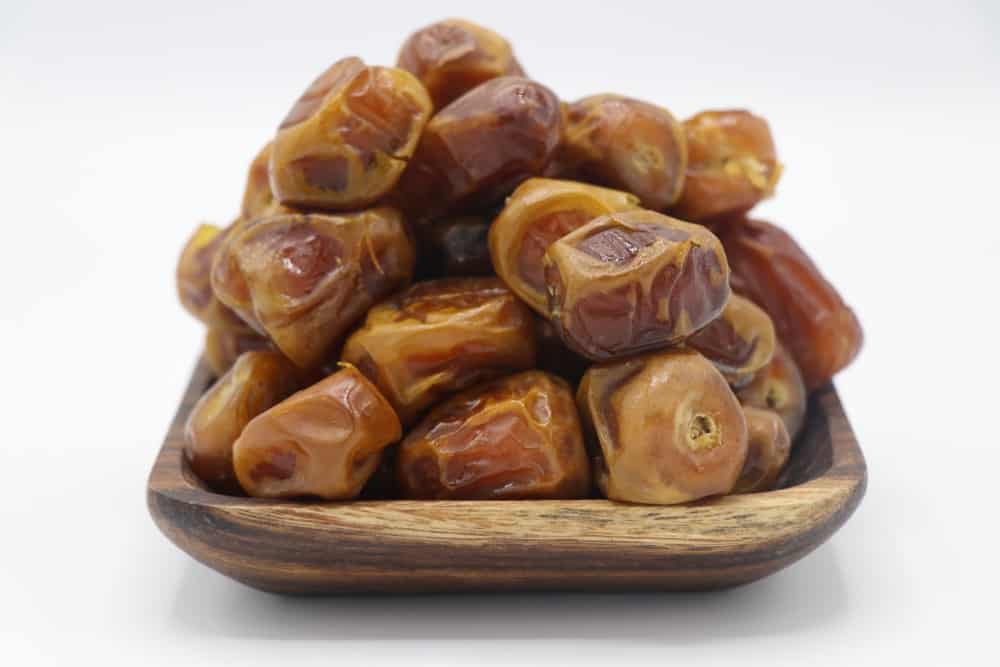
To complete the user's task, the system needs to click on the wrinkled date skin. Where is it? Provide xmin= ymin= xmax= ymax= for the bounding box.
xmin=176 ymin=223 xmax=253 ymax=331
xmin=558 ymin=94 xmax=687 ymax=209
xmin=240 ymin=141 xmax=275 ymax=220
xmin=211 ymin=208 xmax=415 ymax=370
xmin=489 ymin=178 xmax=640 ymax=314
xmin=737 ymin=343 xmax=807 ymax=440
xmin=544 ymin=210 xmax=730 ymax=361
xmin=716 ymin=218 xmax=863 ymax=389
xmin=420 ymin=212 xmax=495 ymax=277
xmin=397 ymin=18 xmax=525 ymax=111
xmin=233 ymin=365 xmax=402 ymax=499
xmin=577 ymin=349 xmax=748 ymax=505
xmin=341 ymin=277 xmax=537 ymax=425
xmin=184 ymin=351 xmax=300 ymax=494
xmin=397 ymin=371 xmax=591 ymax=499
xmin=686 ymin=294 xmax=776 ymax=388
xmin=395 ymin=76 xmax=562 ymax=219
xmin=670 ymin=110 xmax=781 ymax=222
xmin=732 ymin=407 xmax=791 ymax=494
xmin=269 ymin=57 xmax=433 ymax=211
xmin=203 ymin=326 xmax=273 ymax=377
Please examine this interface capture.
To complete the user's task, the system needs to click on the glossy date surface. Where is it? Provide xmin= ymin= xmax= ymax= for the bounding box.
xmin=686 ymin=294 xmax=776 ymax=388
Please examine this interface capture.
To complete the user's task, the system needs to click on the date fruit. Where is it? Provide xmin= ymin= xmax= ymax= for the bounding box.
xmin=686 ymin=294 xmax=776 ymax=388
xmin=203 ymin=326 xmax=273 ymax=377
xmin=176 ymin=223 xmax=251 ymax=331
xmin=341 ymin=277 xmax=537 ymax=425
xmin=397 ymin=19 xmax=525 ymax=111
xmin=671 ymin=110 xmax=781 ymax=222
xmin=420 ymin=212 xmax=495 ymax=277
xmin=577 ymin=349 xmax=748 ymax=505
xmin=395 ymin=76 xmax=562 ymax=218
xmin=211 ymin=208 xmax=415 ymax=369
xmin=736 ymin=343 xmax=807 ymax=440
xmin=240 ymin=141 xmax=275 ymax=220
xmin=397 ymin=371 xmax=590 ymax=499
xmin=489 ymin=178 xmax=639 ymax=314
xmin=233 ymin=364 xmax=402 ymax=499
xmin=558 ymin=94 xmax=687 ymax=209
xmin=184 ymin=350 xmax=300 ymax=494
xmin=269 ymin=57 xmax=433 ymax=211
xmin=716 ymin=218 xmax=863 ymax=388
xmin=544 ymin=209 xmax=730 ymax=361
xmin=732 ymin=407 xmax=791 ymax=494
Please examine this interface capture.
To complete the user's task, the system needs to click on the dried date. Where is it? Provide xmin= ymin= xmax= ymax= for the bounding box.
xmin=736 ymin=342 xmax=807 ymax=440
xmin=732 ymin=407 xmax=791 ymax=493
xmin=686 ymin=294 xmax=776 ymax=388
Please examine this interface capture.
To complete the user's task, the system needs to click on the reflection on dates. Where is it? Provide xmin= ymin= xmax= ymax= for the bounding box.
xmin=737 ymin=343 xmax=807 ymax=440
xmin=270 ymin=57 xmax=432 ymax=211
xmin=543 ymin=209 xmax=730 ymax=361
xmin=397 ymin=371 xmax=591 ymax=499
xmin=489 ymin=178 xmax=639 ymax=314
xmin=397 ymin=18 xmax=525 ymax=111
xmin=233 ymin=365 xmax=402 ymax=499
xmin=686 ymin=294 xmax=776 ymax=388
xmin=670 ymin=110 xmax=781 ymax=222
xmin=211 ymin=208 xmax=415 ymax=369
xmin=732 ymin=407 xmax=791 ymax=494
xmin=341 ymin=277 xmax=537 ymax=425
xmin=577 ymin=349 xmax=748 ymax=505
xmin=184 ymin=351 xmax=300 ymax=494
xmin=716 ymin=218 xmax=863 ymax=389
xmin=558 ymin=94 xmax=687 ymax=209
xmin=395 ymin=76 xmax=562 ymax=219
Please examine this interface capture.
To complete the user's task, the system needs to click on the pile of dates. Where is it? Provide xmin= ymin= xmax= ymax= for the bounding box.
xmin=177 ymin=19 xmax=862 ymax=505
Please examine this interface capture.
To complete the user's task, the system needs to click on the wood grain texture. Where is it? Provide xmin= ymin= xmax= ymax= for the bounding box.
xmin=147 ymin=359 xmax=866 ymax=594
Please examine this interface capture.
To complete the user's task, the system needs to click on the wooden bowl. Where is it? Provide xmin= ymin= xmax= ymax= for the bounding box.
xmin=148 ymin=359 xmax=866 ymax=594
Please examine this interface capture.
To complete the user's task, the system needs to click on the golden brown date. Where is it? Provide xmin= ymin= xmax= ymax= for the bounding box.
xmin=397 ymin=19 xmax=525 ymax=111
xmin=233 ymin=365 xmax=402 ymax=499
xmin=341 ymin=277 xmax=537 ymax=425
xmin=544 ymin=210 xmax=730 ymax=361
xmin=419 ymin=212 xmax=495 ymax=277
xmin=732 ymin=407 xmax=791 ymax=494
xmin=184 ymin=350 xmax=300 ymax=494
xmin=558 ymin=94 xmax=687 ymax=209
xmin=211 ymin=208 xmax=415 ymax=370
xmin=240 ymin=141 xmax=274 ymax=220
xmin=176 ymin=223 xmax=251 ymax=331
xmin=686 ymin=294 xmax=776 ymax=388
xmin=577 ymin=349 xmax=748 ymax=504
xmin=670 ymin=110 xmax=781 ymax=222
xmin=395 ymin=76 xmax=562 ymax=218
xmin=489 ymin=178 xmax=639 ymax=314
xmin=715 ymin=218 xmax=863 ymax=388
xmin=736 ymin=343 xmax=807 ymax=440
xmin=269 ymin=57 xmax=432 ymax=211
xmin=397 ymin=371 xmax=590 ymax=499
xmin=203 ymin=326 xmax=272 ymax=377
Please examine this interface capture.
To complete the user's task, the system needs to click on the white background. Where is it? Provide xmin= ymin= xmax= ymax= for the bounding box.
xmin=2 ymin=0 xmax=997 ymax=664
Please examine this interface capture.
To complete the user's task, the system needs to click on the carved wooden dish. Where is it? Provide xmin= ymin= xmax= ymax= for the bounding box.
xmin=148 ymin=359 xmax=866 ymax=594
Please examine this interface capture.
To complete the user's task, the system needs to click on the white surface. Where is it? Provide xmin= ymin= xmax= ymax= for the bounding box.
xmin=1 ymin=0 xmax=996 ymax=664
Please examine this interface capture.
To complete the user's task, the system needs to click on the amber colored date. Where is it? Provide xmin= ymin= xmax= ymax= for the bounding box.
xmin=577 ymin=349 xmax=748 ymax=505
xmin=176 ymin=223 xmax=252 ymax=331
xmin=184 ymin=351 xmax=300 ymax=494
xmin=557 ymin=94 xmax=687 ymax=209
xmin=489 ymin=178 xmax=639 ymax=314
xmin=543 ymin=209 xmax=730 ymax=361
xmin=233 ymin=365 xmax=402 ymax=499
xmin=397 ymin=18 xmax=525 ymax=111
xmin=397 ymin=371 xmax=591 ymax=499
xmin=341 ymin=277 xmax=537 ymax=425
xmin=686 ymin=294 xmax=776 ymax=388
xmin=732 ymin=407 xmax=791 ymax=494
xmin=394 ymin=76 xmax=562 ymax=219
xmin=203 ymin=326 xmax=272 ymax=377
xmin=715 ymin=218 xmax=863 ymax=389
xmin=211 ymin=208 xmax=415 ymax=370
xmin=737 ymin=343 xmax=807 ymax=440
xmin=670 ymin=110 xmax=781 ymax=222
xmin=419 ymin=212 xmax=495 ymax=277
xmin=240 ymin=141 xmax=275 ymax=221
xmin=269 ymin=57 xmax=432 ymax=211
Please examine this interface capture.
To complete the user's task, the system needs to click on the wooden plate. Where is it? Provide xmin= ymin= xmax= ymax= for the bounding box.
xmin=148 ymin=359 xmax=866 ymax=594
